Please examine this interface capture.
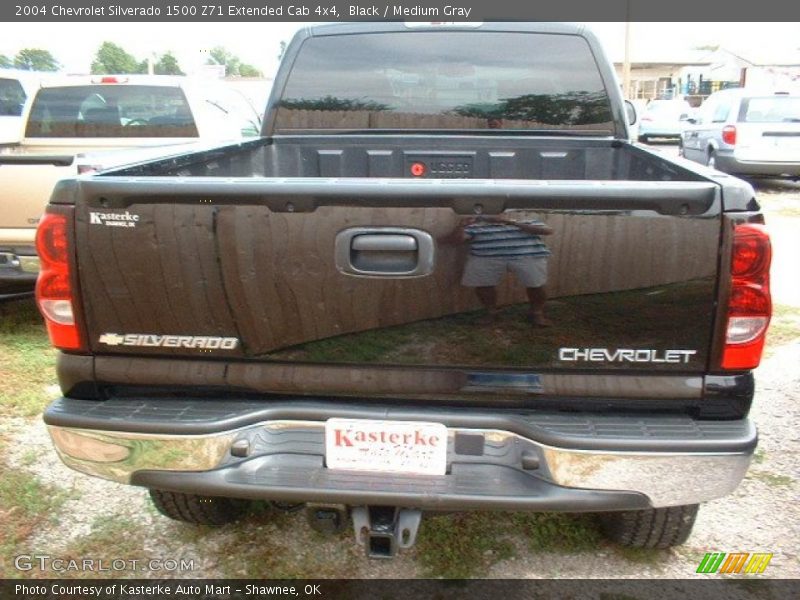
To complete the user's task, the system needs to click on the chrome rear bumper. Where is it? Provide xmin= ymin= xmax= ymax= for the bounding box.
xmin=44 ymin=397 xmax=756 ymax=510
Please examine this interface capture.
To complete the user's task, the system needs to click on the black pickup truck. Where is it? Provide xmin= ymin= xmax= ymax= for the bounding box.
xmin=38 ymin=22 xmax=771 ymax=558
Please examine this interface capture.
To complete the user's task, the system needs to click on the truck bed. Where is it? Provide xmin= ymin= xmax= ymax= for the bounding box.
xmin=108 ymin=135 xmax=708 ymax=182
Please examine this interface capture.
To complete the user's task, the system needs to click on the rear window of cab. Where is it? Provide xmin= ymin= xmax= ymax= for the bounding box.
xmin=25 ymin=84 xmax=199 ymax=138
xmin=275 ymin=31 xmax=615 ymax=133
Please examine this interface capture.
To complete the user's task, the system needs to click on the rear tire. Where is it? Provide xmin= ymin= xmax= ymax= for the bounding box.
xmin=597 ymin=504 xmax=699 ymax=549
xmin=638 ymin=135 xmax=649 ymax=144
xmin=707 ymin=149 xmax=717 ymax=169
xmin=149 ymin=489 xmax=249 ymax=526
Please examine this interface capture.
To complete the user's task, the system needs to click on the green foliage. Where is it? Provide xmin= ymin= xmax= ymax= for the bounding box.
xmin=452 ymin=91 xmax=613 ymax=126
xmin=279 ymin=95 xmax=390 ymax=112
xmin=154 ymin=51 xmax=184 ymax=76
xmin=13 ymin=48 xmax=59 ymax=72
xmin=91 ymin=41 xmax=146 ymax=75
xmin=0 ymin=55 xmax=12 ymax=68
xmin=416 ymin=512 xmax=601 ymax=578
xmin=207 ymin=46 xmax=262 ymax=77
xmin=238 ymin=63 xmax=262 ymax=77
xmin=0 ymin=450 xmax=69 ymax=575
xmin=0 ymin=301 xmax=57 ymax=417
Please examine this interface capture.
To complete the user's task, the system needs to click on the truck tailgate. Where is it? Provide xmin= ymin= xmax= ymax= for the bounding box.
xmin=66 ymin=176 xmax=721 ymax=396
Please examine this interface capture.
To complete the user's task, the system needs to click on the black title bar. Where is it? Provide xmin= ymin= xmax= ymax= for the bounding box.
xmin=3 ymin=0 xmax=800 ymax=21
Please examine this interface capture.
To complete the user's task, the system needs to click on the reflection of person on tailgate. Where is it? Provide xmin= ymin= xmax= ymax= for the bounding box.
xmin=460 ymin=215 xmax=554 ymax=326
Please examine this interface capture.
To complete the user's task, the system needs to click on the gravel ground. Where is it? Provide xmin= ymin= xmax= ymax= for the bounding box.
xmin=2 ymin=157 xmax=798 ymax=579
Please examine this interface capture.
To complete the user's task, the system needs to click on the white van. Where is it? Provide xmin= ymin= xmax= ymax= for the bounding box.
xmin=680 ymin=88 xmax=800 ymax=178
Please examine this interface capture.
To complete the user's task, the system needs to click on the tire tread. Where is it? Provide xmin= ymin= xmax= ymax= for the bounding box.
xmin=149 ymin=489 xmax=247 ymax=526
xmin=598 ymin=504 xmax=699 ymax=549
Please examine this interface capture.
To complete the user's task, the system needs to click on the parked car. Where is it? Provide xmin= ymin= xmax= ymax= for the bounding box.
xmin=0 ymin=74 xmax=261 ymax=300
xmin=680 ymin=88 xmax=800 ymax=177
xmin=636 ymin=99 xmax=693 ymax=143
xmin=0 ymin=69 xmax=44 ymax=144
xmin=39 ymin=22 xmax=768 ymax=559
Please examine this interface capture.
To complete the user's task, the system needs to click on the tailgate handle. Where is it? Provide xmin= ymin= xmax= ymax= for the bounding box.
xmin=352 ymin=234 xmax=417 ymax=252
xmin=335 ymin=228 xmax=435 ymax=278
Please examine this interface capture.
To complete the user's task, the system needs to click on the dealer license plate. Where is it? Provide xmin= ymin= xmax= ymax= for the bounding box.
xmin=325 ymin=418 xmax=448 ymax=476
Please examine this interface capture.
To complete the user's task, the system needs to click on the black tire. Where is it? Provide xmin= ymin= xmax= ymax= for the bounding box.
xmin=149 ymin=489 xmax=249 ymax=526
xmin=597 ymin=504 xmax=699 ymax=549
xmin=638 ymin=135 xmax=649 ymax=144
xmin=707 ymin=149 xmax=717 ymax=169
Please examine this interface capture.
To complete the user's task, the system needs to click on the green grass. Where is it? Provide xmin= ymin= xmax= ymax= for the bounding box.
xmin=55 ymin=515 xmax=148 ymax=579
xmin=212 ymin=507 xmax=360 ymax=578
xmin=747 ymin=471 xmax=795 ymax=487
xmin=765 ymin=304 xmax=800 ymax=353
xmin=0 ymin=301 xmax=58 ymax=416
xmin=415 ymin=512 xmax=601 ymax=578
xmin=0 ymin=450 xmax=70 ymax=577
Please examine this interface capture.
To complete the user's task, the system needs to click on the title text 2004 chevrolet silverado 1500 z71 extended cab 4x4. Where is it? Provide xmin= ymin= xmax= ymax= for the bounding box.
xmin=38 ymin=23 xmax=770 ymax=558
xmin=0 ymin=75 xmax=261 ymax=300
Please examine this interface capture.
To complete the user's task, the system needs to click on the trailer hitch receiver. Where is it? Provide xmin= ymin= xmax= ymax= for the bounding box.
xmin=351 ymin=506 xmax=422 ymax=558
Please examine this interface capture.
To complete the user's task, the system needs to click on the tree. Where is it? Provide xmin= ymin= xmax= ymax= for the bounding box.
xmin=0 ymin=55 xmax=12 ymax=68
xmin=13 ymin=48 xmax=59 ymax=71
xmin=206 ymin=46 xmax=262 ymax=77
xmin=207 ymin=46 xmax=240 ymax=76
xmin=154 ymin=52 xmax=184 ymax=75
xmin=238 ymin=63 xmax=262 ymax=77
xmin=91 ymin=42 xmax=145 ymax=75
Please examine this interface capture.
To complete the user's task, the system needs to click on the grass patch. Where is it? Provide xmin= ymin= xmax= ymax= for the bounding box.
xmin=213 ymin=507 xmax=359 ymax=578
xmin=416 ymin=512 xmax=600 ymax=578
xmin=747 ymin=471 xmax=794 ymax=487
xmin=0 ymin=301 xmax=57 ymax=417
xmin=0 ymin=451 xmax=70 ymax=577
xmin=54 ymin=515 xmax=148 ymax=579
xmin=753 ymin=449 xmax=767 ymax=465
xmin=765 ymin=304 xmax=800 ymax=353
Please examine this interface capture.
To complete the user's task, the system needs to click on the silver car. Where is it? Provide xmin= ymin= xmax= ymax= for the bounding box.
xmin=680 ymin=88 xmax=800 ymax=178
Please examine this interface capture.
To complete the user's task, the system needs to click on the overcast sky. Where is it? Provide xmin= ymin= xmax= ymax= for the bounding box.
xmin=1 ymin=22 xmax=799 ymax=77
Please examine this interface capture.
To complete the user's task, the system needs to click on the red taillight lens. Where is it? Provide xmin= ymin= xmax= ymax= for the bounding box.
xmin=721 ymin=223 xmax=771 ymax=370
xmin=722 ymin=125 xmax=737 ymax=145
xmin=35 ymin=211 xmax=84 ymax=351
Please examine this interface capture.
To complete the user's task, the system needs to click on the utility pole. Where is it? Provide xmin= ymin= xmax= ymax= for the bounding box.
xmin=622 ymin=3 xmax=632 ymax=99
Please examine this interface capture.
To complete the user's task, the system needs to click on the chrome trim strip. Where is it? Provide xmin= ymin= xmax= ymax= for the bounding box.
xmin=47 ymin=419 xmax=753 ymax=508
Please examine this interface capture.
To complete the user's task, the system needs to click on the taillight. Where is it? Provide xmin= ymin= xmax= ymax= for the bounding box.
xmin=722 ymin=125 xmax=737 ymax=145
xmin=721 ymin=223 xmax=771 ymax=370
xmin=35 ymin=211 xmax=84 ymax=351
